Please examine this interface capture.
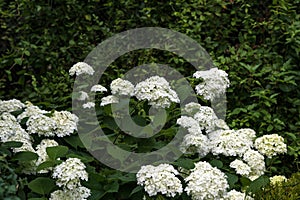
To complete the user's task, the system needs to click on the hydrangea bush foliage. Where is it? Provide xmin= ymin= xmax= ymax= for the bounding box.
xmin=0 ymin=60 xmax=293 ymax=199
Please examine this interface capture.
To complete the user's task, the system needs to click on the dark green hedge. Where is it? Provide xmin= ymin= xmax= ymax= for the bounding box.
xmin=1 ymin=0 xmax=299 ymax=174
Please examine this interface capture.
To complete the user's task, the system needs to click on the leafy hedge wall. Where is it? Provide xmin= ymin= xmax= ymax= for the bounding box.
xmin=1 ymin=0 xmax=299 ymax=197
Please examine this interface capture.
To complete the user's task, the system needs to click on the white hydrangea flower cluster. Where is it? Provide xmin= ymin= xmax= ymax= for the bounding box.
xmin=69 ymin=62 xmax=95 ymax=76
xmin=82 ymin=102 xmax=95 ymax=109
xmin=26 ymin=114 xmax=57 ymax=137
xmin=90 ymin=84 xmax=107 ymax=93
xmin=254 ymin=134 xmax=287 ymax=158
xmin=269 ymin=175 xmax=287 ymax=186
xmin=17 ymin=101 xmax=49 ymax=122
xmin=50 ymin=186 xmax=91 ymax=200
xmin=134 ymin=76 xmax=180 ymax=108
xmin=100 ymin=95 xmax=119 ymax=106
xmin=52 ymin=158 xmax=89 ymax=190
xmin=242 ymin=149 xmax=266 ymax=181
xmin=0 ymin=99 xmax=25 ymax=113
xmin=52 ymin=111 xmax=78 ymax=137
xmin=35 ymin=139 xmax=59 ymax=173
xmin=208 ymin=128 xmax=256 ymax=157
xmin=222 ymin=189 xmax=254 ymax=200
xmin=229 ymin=159 xmax=251 ymax=177
xmin=136 ymin=163 xmax=183 ymax=197
xmin=184 ymin=161 xmax=229 ymax=200
xmin=193 ymin=68 xmax=230 ymax=101
xmin=78 ymin=91 xmax=89 ymax=101
xmin=110 ymin=78 xmax=135 ymax=96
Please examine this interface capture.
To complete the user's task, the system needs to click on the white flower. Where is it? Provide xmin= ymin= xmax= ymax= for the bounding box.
xmin=51 ymin=111 xmax=78 ymax=137
xmin=193 ymin=106 xmax=219 ymax=132
xmin=180 ymin=133 xmax=210 ymax=157
xmin=69 ymin=62 xmax=94 ymax=76
xmin=110 ymin=78 xmax=134 ymax=96
xmin=182 ymin=102 xmax=202 ymax=116
xmin=269 ymin=175 xmax=287 ymax=186
xmin=193 ymin=68 xmax=230 ymax=101
xmin=254 ymin=134 xmax=287 ymax=158
xmin=136 ymin=163 xmax=183 ymax=197
xmin=100 ymin=95 xmax=119 ymax=106
xmin=17 ymin=102 xmax=49 ymax=122
xmin=0 ymin=99 xmax=25 ymax=113
xmin=185 ymin=161 xmax=229 ymax=200
xmin=52 ymin=158 xmax=88 ymax=190
xmin=90 ymin=84 xmax=107 ymax=92
xmin=242 ymin=149 xmax=265 ymax=181
xmin=26 ymin=114 xmax=57 ymax=137
xmin=35 ymin=139 xmax=59 ymax=173
xmin=209 ymin=129 xmax=254 ymax=157
xmin=78 ymin=91 xmax=89 ymax=101
xmin=230 ymin=159 xmax=251 ymax=176
xmin=134 ymin=76 xmax=180 ymax=108
xmin=223 ymin=189 xmax=254 ymax=200
xmin=50 ymin=186 xmax=91 ymax=200
xmin=83 ymin=102 xmax=95 ymax=109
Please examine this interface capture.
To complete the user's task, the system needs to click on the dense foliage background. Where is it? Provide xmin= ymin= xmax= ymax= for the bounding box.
xmin=1 ymin=0 xmax=299 ymax=199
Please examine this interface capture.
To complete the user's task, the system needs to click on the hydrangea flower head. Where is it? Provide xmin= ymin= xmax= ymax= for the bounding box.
xmin=26 ymin=114 xmax=57 ymax=137
xmin=136 ymin=163 xmax=183 ymax=197
xmin=110 ymin=78 xmax=134 ymax=96
xmin=69 ymin=62 xmax=94 ymax=76
xmin=51 ymin=111 xmax=78 ymax=137
xmin=0 ymin=99 xmax=25 ymax=113
xmin=254 ymin=134 xmax=287 ymax=158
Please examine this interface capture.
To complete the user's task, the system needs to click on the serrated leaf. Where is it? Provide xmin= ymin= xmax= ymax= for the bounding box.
xmin=28 ymin=177 xmax=55 ymax=195
xmin=247 ymin=176 xmax=269 ymax=194
xmin=129 ymin=186 xmax=143 ymax=197
xmin=210 ymin=159 xmax=223 ymax=168
xmin=12 ymin=151 xmax=38 ymax=161
xmin=173 ymin=158 xmax=195 ymax=169
xmin=46 ymin=146 xmax=68 ymax=160
xmin=103 ymin=181 xmax=119 ymax=193
xmin=226 ymin=173 xmax=239 ymax=188
xmin=63 ymin=135 xmax=84 ymax=149
xmin=36 ymin=160 xmax=57 ymax=171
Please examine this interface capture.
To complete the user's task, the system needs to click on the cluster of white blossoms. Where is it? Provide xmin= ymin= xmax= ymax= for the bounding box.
xmin=208 ymin=128 xmax=256 ymax=157
xmin=229 ymin=159 xmax=252 ymax=177
xmin=254 ymin=134 xmax=287 ymax=158
xmin=269 ymin=175 xmax=287 ymax=186
xmin=52 ymin=157 xmax=89 ymax=190
xmin=50 ymin=186 xmax=91 ymax=200
xmin=17 ymin=101 xmax=49 ymax=122
xmin=222 ymin=189 xmax=254 ymax=200
xmin=136 ymin=163 xmax=183 ymax=197
xmin=110 ymin=78 xmax=134 ymax=96
xmin=52 ymin=111 xmax=78 ymax=137
xmin=35 ymin=139 xmax=59 ymax=173
xmin=0 ymin=99 xmax=25 ymax=113
xmin=184 ymin=161 xmax=229 ymax=200
xmin=69 ymin=62 xmax=95 ymax=76
xmin=193 ymin=68 xmax=230 ymax=101
xmin=242 ymin=149 xmax=266 ymax=181
xmin=134 ymin=76 xmax=180 ymax=108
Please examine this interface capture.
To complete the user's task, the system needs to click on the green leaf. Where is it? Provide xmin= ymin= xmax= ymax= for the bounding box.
xmin=2 ymin=141 xmax=23 ymax=148
xmin=36 ymin=160 xmax=57 ymax=171
xmin=247 ymin=176 xmax=269 ymax=194
xmin=28 ymin=177 xmax=56 ymax=195
xmin=173 ymin=158 xmax=195 ymax=169
xmin=226 ymin=173 xmax=239 ymax=188
xmin=103 ymin=181 xmax=119 ymax=193
xmin=129 ymin=186 xmax=143 ymax=197
xmin=63 ymin=135 xmax=84 ymax=149
xmin=28 ymin=198 xmax=47 ymax=200
xmin=46 ymin=146 xmax=68 ymax=160
xmin=210 ymin=159 xmax=223 ymax=168
xmin=12 ymin=151 xmax=38 ymax=161
xmin=14 ymin=58 xmax=22 ymax=65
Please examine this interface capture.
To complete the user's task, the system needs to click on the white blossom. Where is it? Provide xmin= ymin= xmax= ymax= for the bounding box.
xmin=136 ymin=163 xmax=183 ymax=197
xmin=269 ymin=175 xmax=287 ymax=186
xmin=180 ymin=133 xmax=210 ymax=157
xmin=90 ymin=84 xmax=107 ymax=92
xmin=209 ymin=129 xmax=254 ymax=157
xmin=222 ymin=190 xmax=254 ymax=200
xmin=69 ymin=62 xmax=94 ymax=76
xmin=50 ymin=186 xmax=91 ymax=200
xmin=82 ymin=102 xmax=95 ymax=109
xmin=77 ymin=91 xmax=89 ymax=101
xmin=229 ymin=159 xmax=251 ymax=176
xmin=185 ymin=161 xmax=229 ymax=200
xmin=193 ymin=68 xmax=229 ymax=101
xmin=134 ymin=76 xmax=180 ymax=108
xmin=193 ymin=106 xmax=219 ymax=132
xmin=52 ymin=158 xmax=88 ymax=190
xmin=100 ymin=95 xmax=119 ymax=106
xmin=26 ymin=114 xmax=57 ymax=137
xmin=254 ymin=134 xmax=287 ymax=158
xmin=242 ymin=149 xmax=265 ymax=181
xmin=0 ymin=99 xmax=25 ymax=113
xmin=51 ymin=111 xmax=78 ymax=137
xmin=110 ymin=78 xmax=134 ymax=96
xmin=17 ymin=101 xmax=49 ymax=122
